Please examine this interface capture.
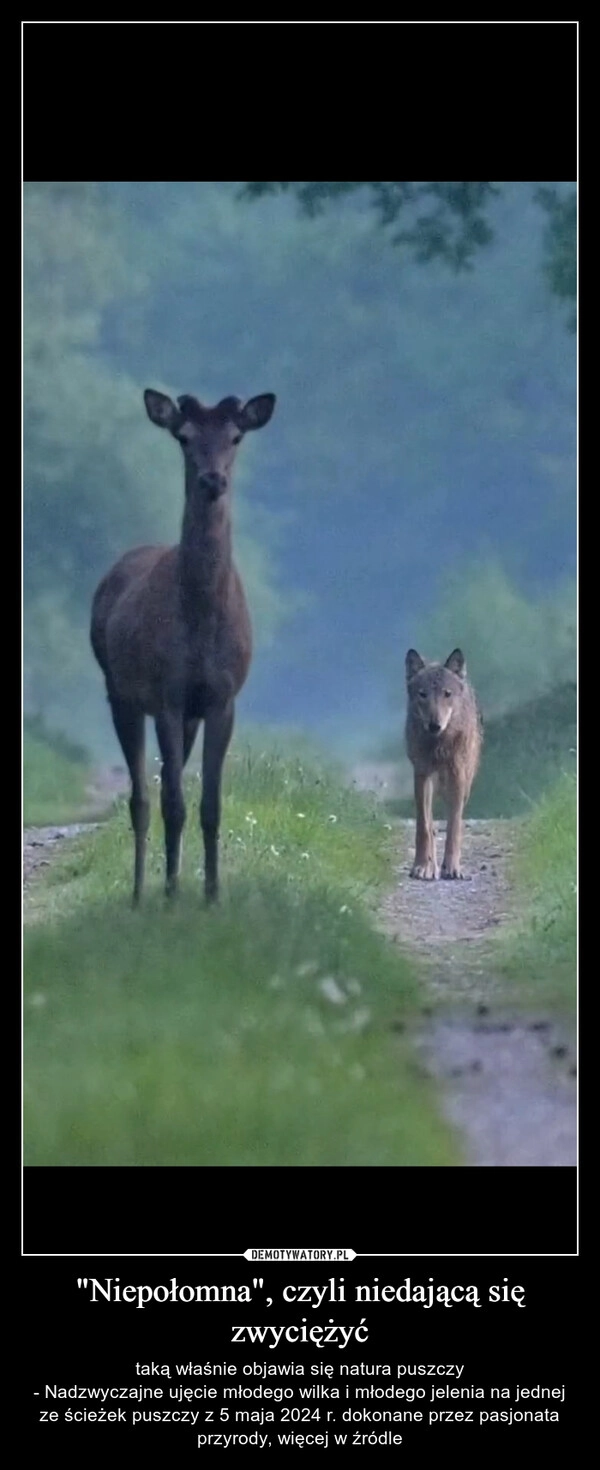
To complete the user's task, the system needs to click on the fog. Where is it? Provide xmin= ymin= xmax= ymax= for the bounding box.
xmin=24 ymin=181 xmax=576 ymax=764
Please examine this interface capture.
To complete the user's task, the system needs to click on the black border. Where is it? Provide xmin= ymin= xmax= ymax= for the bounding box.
xmin=23 ymin=1167 xmax=577 ymax=1256
xmin=21 ymin=18 xmax=578 ymax=1264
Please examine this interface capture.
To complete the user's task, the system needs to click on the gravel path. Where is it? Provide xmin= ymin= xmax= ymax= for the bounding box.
xmin=380 ymin=817 xmax=576 ymax=1167
xmin=23 ymin=767 xmax=128 ymax=898
xmin=23 ymin=823 xmax=101 ymax=891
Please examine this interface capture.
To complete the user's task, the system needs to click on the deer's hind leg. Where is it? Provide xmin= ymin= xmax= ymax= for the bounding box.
xmin=201 ymin=700 xmax=235 ymax=904
xmin=155 ymin=711 xmax=186 ymax=900
xmin=108 ymin=695 xmax=149 ymax=906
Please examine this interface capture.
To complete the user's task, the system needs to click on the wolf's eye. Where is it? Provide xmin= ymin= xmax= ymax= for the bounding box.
xmin=444 ymin=690 xmax=452 ymax=698
xmin=419 ymin=691 xmax=427 ymax=699
xmin=232 ymin=433 xmax=242 ymax=446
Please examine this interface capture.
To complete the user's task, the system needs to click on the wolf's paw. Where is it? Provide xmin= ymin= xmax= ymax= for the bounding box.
xmin=441 ymin=863 xmax=464 ymax=880
xmin=410 ymin=860 xmax=438 ymax=881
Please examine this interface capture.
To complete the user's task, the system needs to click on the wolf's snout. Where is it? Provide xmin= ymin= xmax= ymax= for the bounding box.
xmin=428 ymin=720 xmax=442 ymax=734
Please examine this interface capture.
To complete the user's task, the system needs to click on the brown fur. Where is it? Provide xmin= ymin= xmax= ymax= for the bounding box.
xmin=90 ymin=387 xmax=276 ymax=904
xmin=404 ymin=648 xmax=483 ymax=880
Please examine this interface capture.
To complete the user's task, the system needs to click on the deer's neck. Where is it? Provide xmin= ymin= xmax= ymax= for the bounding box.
xmin=178 ymin=487 xmax=233 ymax=628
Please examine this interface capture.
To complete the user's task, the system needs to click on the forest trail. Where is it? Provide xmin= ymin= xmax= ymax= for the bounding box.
xmin=23 ymin=767 xmax=128 ymax=903
xmin=379 ymin=816 xmax=576 ymax=1166
xmin=23 ymin=769 xmax=576 ymax=1166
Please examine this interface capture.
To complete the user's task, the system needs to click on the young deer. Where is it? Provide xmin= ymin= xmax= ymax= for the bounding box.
xmin=90 ymin=388 xmax=276 ymax=905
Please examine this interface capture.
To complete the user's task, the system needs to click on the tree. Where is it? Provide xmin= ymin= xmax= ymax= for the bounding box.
xmin=240 ymin=182 xmax=576 ymax=330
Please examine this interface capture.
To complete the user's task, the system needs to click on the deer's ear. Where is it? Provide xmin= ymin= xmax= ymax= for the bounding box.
xmin=144 ymin=389 xmax=181 ymax=431
xmin=444 ymin=648 xmax=466 ymax=679
xmin=406 ymin=649 xmax=425 ymax=682
xmin=236 ymin=393 xmax=276 ymax=432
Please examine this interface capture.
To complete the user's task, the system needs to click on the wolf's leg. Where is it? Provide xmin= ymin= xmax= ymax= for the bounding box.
xmin=441 ymin=775 xmax=466 ymax=879
xmin=410 ymin=772 xmax=438 ymax=880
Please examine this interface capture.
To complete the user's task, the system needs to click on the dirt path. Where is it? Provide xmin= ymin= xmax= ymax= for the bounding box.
xmin=23 ymin=767 xmax=128 ymax=899
xmin=380 ymin=818 xmax=576 ymax=1166
xmin=24 ymin=767 xmax=576 ymax=1166
xmin=23 ymin=823 xmax=100 ymax=893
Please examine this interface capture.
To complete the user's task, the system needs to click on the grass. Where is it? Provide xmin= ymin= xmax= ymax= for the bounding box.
xmin=381 ymin=682 xmax=576 ymax=820
xmin=23 ymin=718 xmax=92 ymax=826
xmin=497 ymin=771 xmax=576 ymax=1013
xmin=468 ymin=683 xmax=576 ymax=817
xmin=23 ymin=742 xmax=461 ymax=1167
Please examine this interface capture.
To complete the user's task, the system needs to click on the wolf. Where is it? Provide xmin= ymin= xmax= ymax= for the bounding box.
xmin=404 ymin=648 xmax=482 ymax=880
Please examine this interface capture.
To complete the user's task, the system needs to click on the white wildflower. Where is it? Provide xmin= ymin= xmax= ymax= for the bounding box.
xmin=346 ymin=1007 xmax=371 ymax=1033
xmin=319 ymin=977 xmax=347 ymax=1006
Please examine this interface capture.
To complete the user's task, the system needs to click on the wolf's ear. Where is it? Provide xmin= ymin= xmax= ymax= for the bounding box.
xmin=445 ymin=648 xmax=466 ymax=679
xmin=406 ymin=649 xmax=425 ymax=682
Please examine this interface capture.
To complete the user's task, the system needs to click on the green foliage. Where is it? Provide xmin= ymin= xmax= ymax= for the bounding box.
xmin=242 ymin=181 xmax=575 ymax=315
xmin=536 ymin=186 xmax=577 ymax=330
xmin=407 ymin=560 xmax=576 ymax=718
xmin=23 ymin=719 xmax=91 ymax=826
xmin=469 ymin=684 xmax=576 ymax=817
xmin=23 ymin=744 xmax=459 ymax=1166
xmin=499 ymin=772 xmax=576 ymax=1010
xmin=242 ymin=183 xmax=500 ymax=271
xmin=24 ymin=181 xmax=575 ymax=754
xmin=25 ymin=713 xmax=88 ymax=767
xmin=23 ymin=183 xmax=288 ymax=734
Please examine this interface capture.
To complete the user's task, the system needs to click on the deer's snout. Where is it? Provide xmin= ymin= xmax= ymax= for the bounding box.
xmin=198 ymin=471 xmax=227 ymax=499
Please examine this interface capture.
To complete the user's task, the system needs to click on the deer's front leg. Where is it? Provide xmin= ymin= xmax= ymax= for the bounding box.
xmin=410 ymin=772 xmax=438 ymax=880
xmin=441 ymin=774 xmax=466 ymax=879
xmin=155 ymin=711 xmax=186 ymax=899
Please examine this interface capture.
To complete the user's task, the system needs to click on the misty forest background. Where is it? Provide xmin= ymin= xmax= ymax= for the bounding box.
xmin=24 ymin=181 xmax=576 ymax=813
xmin=23 ymin=182 xmax=576 ymax=1167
